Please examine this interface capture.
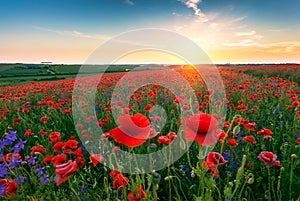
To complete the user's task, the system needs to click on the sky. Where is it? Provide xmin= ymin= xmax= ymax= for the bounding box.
xmin=0 ymin=0 xmax=300 ymax=64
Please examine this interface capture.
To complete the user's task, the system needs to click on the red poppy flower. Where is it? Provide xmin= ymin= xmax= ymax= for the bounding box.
xmin=63 ymin=140 xmax=78 ymax=153
xmin=206 ymin=152 xmax=227 ymax=165
xmin=54 ymin=160 xmax=77 ymax=186
xmin=203 ymin=152 xmax=227 ymax=178
xmin=184 ymin=113 xmax=219 ymax=146
xmin=52 ymin=154 xmax=67 ymax=166
xmin=40 ymin=115 xmax=50 ymax=124
xmin=128 ymin=186 xmax=147 ymax=201
xmin=109 ymin=170 xmax=121 ymax=178
xmin=242 ymin=136 xmax=257 ymax=144
xmin=0 ymin=179 xmax=18 ymax=198
xmin=297 ymin=137 xmax=300 ymax=144
xmin=73 ymin=147 xmax=83 ymax=157
xmin=53 ymin=142 xmax=65 ymax=152
xmin=217 ymin=129 xmax=227 ymax=143
xmin=31 ymin=146 xmax=46 ymax=155
xmin=75 ymin=157 xmax=86 ymax=169
xmin=109 ymin=170 xmax=129 ymax=189
xmin=90 ymin=154 xmax=105 ymax=167
xmin=257 ymin=129 xmax=273 ymax=136
xmin=24 ymin=129 xmax=34 ymax=137
xmin=258 ymin=151 xmax=280 ymax=168
xmin=110 ymin=113 xmax=150 ymax=147
xmin=244 ymin=122 xmax=256 ymax=131
xmin=158 ymin=132 xmax=177 ymax=145
xmin=76 ymin=124 xmax=83 ymax=129
xmin=228 ymin=139 xmax=238 ymax=147
xmin=42 ymin=155 xmax=53 ymax=165
xmin=38 ymin=129 xmax=48 ymax=136
xmin=223 ymin=122 xmax=230 ymax=128
xmin=144 ymin=104 xmax=152 ymax=112
xmin=49 ymin=132 xmax=61 ymax=144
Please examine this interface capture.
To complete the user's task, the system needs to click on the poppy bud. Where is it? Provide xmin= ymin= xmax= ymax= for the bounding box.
xmin=151 ymin=172 xmax=161 ymax=185
xmin=291 ymin=154 xmax=297 ymax=159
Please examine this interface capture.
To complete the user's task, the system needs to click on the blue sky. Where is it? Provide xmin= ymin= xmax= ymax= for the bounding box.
xmin=1 ymin=0 xmax=299 ymax=63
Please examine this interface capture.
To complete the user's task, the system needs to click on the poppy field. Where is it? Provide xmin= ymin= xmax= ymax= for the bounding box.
xmin=0 ymin=64 xmax=299 ymax=201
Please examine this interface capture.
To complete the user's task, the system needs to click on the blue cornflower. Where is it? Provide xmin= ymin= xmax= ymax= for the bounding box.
xmin=0 ymin=163 xmax=9 ymax=178
xmin=223 ymin=150 xmax=234 ymax=160
xmin=0 ymin=184 xmax=6 ymax=196
xmin=39 ymin=174 xmax=50 ymax=184
xmin=35 ymin=166 xmax=45 ymax=176
xmin=16 ymin=176 xmax=26 ymax=184
xmin=8 ymin=157 xmax=22 ymax=168
xmin=79 ymin=185 xmax=87 ymax=193
xmin=13 ymin=139 xmax=27 ymax=150
xmin=5 ymin=130 xmax=17 ymax=142
xmin=2 ymin=138 xmax=13 ymax=146
xmin=235 ymin=131 xmax=244 ymax=138
xmin=229 ymin=161 xmax=236 ymax=169
xmin=27 ymin=155 xmax=37 ymax=165
xmin=10 ymin=140 xmax=27 ymax=153
xmin=0 ymin=140 xmax=4 ymax=151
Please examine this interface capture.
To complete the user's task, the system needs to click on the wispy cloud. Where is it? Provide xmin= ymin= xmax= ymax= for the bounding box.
xmin=124 ymin=0 xmax=134 ymax=6
xmin=223 ymin=39 xmax=300 ymax=54
xmin=268 ymin=28 xmax=290 ymax=32
xmin=223 ymin=39 xmax=258 ymax=47
xmin=180 ymin=0 xmax=208 ymax=22
xmin=33 ymin=26 xmax=110 ymax=40
xmin=172 ymin=12 xmax=183 ymax=17
xmin=235 ymin=30 xmax=256 ymax=36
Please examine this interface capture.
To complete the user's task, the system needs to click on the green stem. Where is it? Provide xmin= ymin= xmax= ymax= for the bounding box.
xmin=152 ymin=184 xmax=158 ymax=201
xmin=277 ymin=168 xmax=283 ymax=201
xmin=289 ymin=158 xmax=294 ymax=200
xmin=268 ymin=168 xmax=271 ymax=201
xmin=238 ymin=180 xmax=247 ymax=201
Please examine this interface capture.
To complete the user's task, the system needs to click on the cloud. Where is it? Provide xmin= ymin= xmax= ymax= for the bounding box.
xmin=235 ymin=30 xmax=256 ymax=36
xmin=33 ymin=26 xmax=109 ymax=40
xmin=124 ymin=0 xmax=134 ymax=6
xmin=268 ymin=28 xmax=290 ymax=32
xmin=172 ymin=12 xmax=183 ymax=17
xmin=180 ymin=0 xmax=208 ymax=22
xmin=223 ymin=39 xmax=300 ymax=54
xmin=223 ymin=39 xmax=258 ymax=47
xmin=228 ymin=16 xmax=246 ymax=24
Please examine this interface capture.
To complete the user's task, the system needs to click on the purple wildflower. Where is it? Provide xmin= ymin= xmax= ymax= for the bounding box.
xmin=27 ymin=155 xmax=37 ymax=165
xmin=35 ymin=166 xmax=45 ymax=176
xmin=0 ymin=184 xmax=6 ymax=196
xmin=2 ymin=138 xmax=13 ymax=146
xmin=16 ymin=176 xmax=26 ymax=184
xmin=8 ymin=157 xmax=22 ymax=168
xmin=5 ymin=130 xmax=17 ymax=142
xmin=40 ymin=175 xmax=50 ymax=184
xmin=0 ymin=163 xmax=9 ymax=178
xmin=10 ymin=139 xmax=27 ymax=153
xmin=0 ymin=140 xmax=4 ymax=151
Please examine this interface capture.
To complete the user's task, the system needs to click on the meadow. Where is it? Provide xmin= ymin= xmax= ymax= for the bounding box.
xmin=0 ymin=64 xmax=299 ymax=201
